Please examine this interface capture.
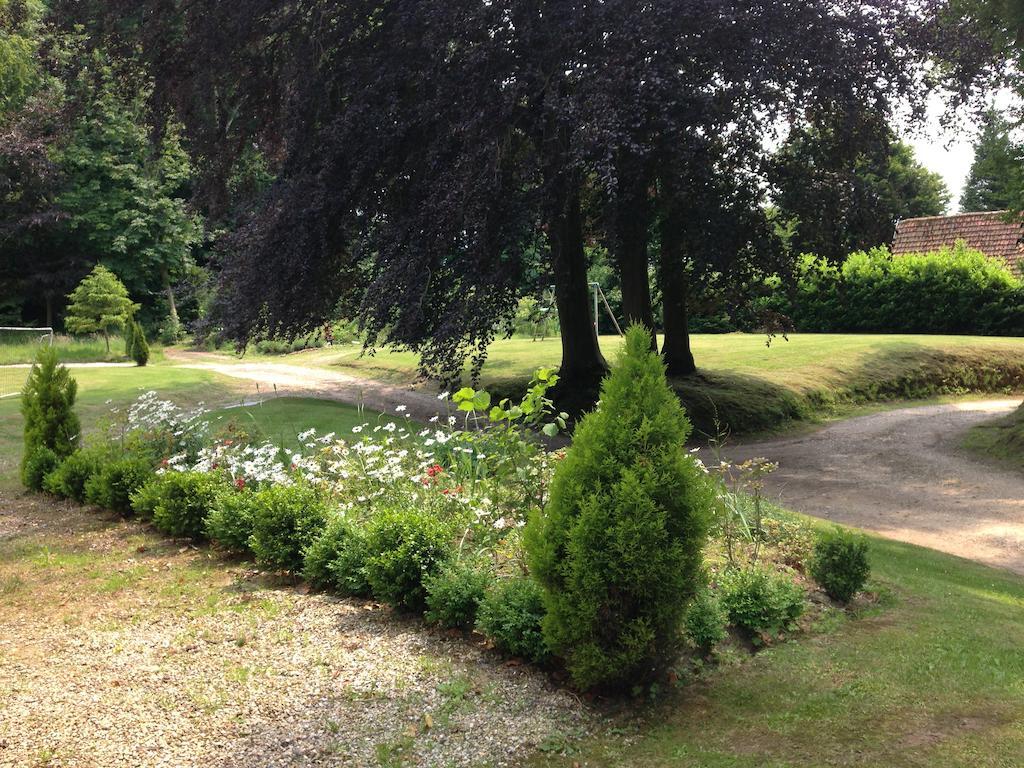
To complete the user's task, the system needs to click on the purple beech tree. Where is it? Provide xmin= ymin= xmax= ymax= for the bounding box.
xmin=58 ymin=0 xmax=994 ymax=403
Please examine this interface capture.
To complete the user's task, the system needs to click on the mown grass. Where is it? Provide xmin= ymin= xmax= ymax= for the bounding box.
xmin=963 ymin=402 xmax=1024 ymax=472
xmin=0 ymin=334 xmax=138 ymax=365
xmin=206 ymin=397 xmax=384 ymax=452
xmin=222 ymin=333 xmax=1024 ymax=436
xmin=0 ymin=362 xmax=247 ymax=489
xmin=531 ymin=527 xmax=1024 ymax=768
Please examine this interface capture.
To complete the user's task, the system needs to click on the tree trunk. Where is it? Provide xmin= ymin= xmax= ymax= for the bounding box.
xmin=550 ymin=189 xmax=609 ymax=412
xmin=659 ymin=201 xmax=696 ymax=377
xmin=161 ymin=265 xmax=180 ymax=328
xmin=103 ymin=328 xmax=110 ymax=354
xmin=614 ymin=181 xmax=657 ymax=349
xmin=44 ymin=293 xmax=54 ymax=329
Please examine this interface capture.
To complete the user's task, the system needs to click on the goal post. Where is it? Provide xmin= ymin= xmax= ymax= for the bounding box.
xmin=0 ymin=327 xmax=55 ymax=398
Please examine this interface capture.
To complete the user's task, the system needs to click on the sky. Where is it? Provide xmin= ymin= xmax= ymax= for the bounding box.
xmin=903 ymin=90 xmax=1018 ymax=213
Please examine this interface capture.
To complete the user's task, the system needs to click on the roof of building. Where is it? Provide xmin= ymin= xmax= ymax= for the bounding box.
xmin=892 ymin=211 xmax=1023 ymax=273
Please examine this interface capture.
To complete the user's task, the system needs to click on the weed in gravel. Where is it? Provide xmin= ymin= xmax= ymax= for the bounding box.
xmin=0 ymin=573 xmax=25 ymax=594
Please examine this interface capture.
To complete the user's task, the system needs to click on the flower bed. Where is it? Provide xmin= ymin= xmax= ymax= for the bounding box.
xmin=24 ymin=334 xmax=872 ymax=693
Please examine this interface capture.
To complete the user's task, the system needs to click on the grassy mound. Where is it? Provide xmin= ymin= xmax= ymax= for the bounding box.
xmin=963 ymin=402 xmax=1024 ymax=472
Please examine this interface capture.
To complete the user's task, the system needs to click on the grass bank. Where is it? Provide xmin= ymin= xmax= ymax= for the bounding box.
xmin=206 ymin=397 xmax=381 ymax=452
xmin=963 ymin=402 xmax=1024 ymax=472
xmin=226 ymin=334 xmax=1024 ymax=436
xmin=531 ymin=528 xmax=1024 ymax=768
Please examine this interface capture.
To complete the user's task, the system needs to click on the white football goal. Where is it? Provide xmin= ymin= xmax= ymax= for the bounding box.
xmin=0 ymin=327 xmax=55 ymax=398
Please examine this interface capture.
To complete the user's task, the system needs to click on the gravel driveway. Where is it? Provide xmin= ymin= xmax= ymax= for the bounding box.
xmin=719 ymin=399 xmax=1024 ymax=575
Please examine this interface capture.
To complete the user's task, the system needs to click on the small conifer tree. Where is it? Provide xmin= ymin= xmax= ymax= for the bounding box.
xmin=525 ymin=325 xmax=713 ymax=690
xmin=21 ymin=347 xmax=81 ymax=487
xmin=124 ymin=316 xmax=137 ymax=359
xmin=64 ymin=265 xmax=136 ymax=353
xmin=130 ymin=320 xmax=149 ymax=366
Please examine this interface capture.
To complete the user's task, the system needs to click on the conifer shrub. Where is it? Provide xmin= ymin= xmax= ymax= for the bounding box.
xmin=42 ymin=446 xmax=109 ymax=503
xmin=84 ymin=455 xmax=154 ymax=515
xmin=130 ymin=320 xmax=150 ymax=366
xmin=248 ymin=484 xmax=332 ymax=572
xmin=362 ymin=504 xmax=452 ymax=611
xmin=20 ymin=347 xmax=80 ymax=488
xmin=124 ymin=318 xmax=137 ymax=359
xmin=525 ymin=325 xmax=714 ymax=690
xmin=424 ymin=558 xmax=494 ymax=629
xmin=475 ymin=577 xmax=549 ymax=663
xmin=809 ymin=527 xmax=871 ymax=603
xmin=205 ymin=489 xmax=258 ymax=554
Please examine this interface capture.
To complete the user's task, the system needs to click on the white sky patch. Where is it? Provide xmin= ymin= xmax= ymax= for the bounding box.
xmin=900 ymin=89 xmax=1020 ymax=214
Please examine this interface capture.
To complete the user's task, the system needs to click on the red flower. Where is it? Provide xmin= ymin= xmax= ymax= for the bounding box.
xmin=427 ymin=464 xmax=444 ymax=478
xmin=235 ymin=476 xmax=246 ymax=490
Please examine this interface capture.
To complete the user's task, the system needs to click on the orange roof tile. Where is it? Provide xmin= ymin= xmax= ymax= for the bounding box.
xmin=892 ymin=211 xmax=1023 ymax=274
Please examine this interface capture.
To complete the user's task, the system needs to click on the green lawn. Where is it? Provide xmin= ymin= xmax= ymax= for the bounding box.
xmin=0 ymin=333 xmax=146 ymax=364
xmin=964 ymin=402 xmax=1024 ymax=472
xmin=532 ymin=528 xmax=1024 ymax=768
xmin=222 ymin=333 xmax=1024 ymax=435
xmin=206 ymin=396 xmax=385 ymax=452
xmin=0 ymin=363 xmax=247 ymax=489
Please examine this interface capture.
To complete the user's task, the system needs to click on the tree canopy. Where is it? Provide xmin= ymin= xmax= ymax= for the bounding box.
xmin=960 ymin=108 xmax=1024 ymax=212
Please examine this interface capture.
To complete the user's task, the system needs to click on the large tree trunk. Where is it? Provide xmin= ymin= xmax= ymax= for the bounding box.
xmin=614 ymin=179 xmax=657 ymax=349
xmin=659 ymin=200 xmax=696 ymax=377
xmin=160 ymin=265 xmax=180 ymax=328
xmin=550 ymin=188 xmax=609 ymax=412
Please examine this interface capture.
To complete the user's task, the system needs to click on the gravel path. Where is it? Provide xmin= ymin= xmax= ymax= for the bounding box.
xmin=718 ymin=399 xmax=1024 ymax=575
xmin=0 ymin=495 xmax=589 ymax=768
xmin=165 ymin=350 xmax=447 ymax=423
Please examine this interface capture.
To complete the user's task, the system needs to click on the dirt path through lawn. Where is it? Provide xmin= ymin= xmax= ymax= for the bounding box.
xmin=165 ymin=349 xmax=446 ymax=422
xmin=720 ymin=399 xmax=1024 ymax=575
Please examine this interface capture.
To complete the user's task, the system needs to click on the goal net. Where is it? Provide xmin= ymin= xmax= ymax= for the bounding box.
xmin=0 ymin=327 xmax=55 ymax=398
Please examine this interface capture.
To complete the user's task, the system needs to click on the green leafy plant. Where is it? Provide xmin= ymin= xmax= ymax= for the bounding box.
xmin=21 ymin=446 xmax=58 ymax=492
xmin=84 ymin=455 xmax=154 ymax=514
xmin=475 ymin=577 xmax=549 ymax=663
xmin=303 ymin=515 xmax=368 ymax=592
xmin=809 ymin=527 xmax=871 ymax=603
xmin=362 ymin=505 xmax=452 ymax=611
xmin=204 ymin=488 xmax=258 ymax=553
xmin=683 ymin=587 xmax=728 ymax=656
xmin=248 ymin=484 xmax=332 ymax=572
xmin=718 ymin=566 xmax=805 ymax=641
xmin=525 ymin=325 xmax=714 ymax=690
xmin=64 ymin=265 xmax=137 ymax=353
xmin=129 ymin=320 xmax=149 ymax=366
xmin=424 ymin=558 xmax=493 ymax=629
xmin=139 ymin=471 xmax=227 ymax=540
xmin=20 ymin=347 xmax=80 ymax=488
xmin=42 ymin=446 xmax=109 ymax=502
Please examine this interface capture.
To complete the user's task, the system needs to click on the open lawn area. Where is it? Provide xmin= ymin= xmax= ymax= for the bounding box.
xmin=217 ymin=333 xmax=1024 ymax=435
xmin=0 ymin=364 xmax=247 ymax=489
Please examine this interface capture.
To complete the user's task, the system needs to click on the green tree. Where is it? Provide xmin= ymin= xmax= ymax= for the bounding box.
xmin=960 ymin=109 xmax=1024 ymax=212
xmin=525 ymin=325 xmax=714 ymax=690
xmin=64 ymin=264 xmax=136 ymax=352
xmin=774 ymin=124 xmax=950 ymax=260
xmin=20 ymin=346 xmax=80 ymax=487
xmin=58 ymin=57 xmax=200 ymax=328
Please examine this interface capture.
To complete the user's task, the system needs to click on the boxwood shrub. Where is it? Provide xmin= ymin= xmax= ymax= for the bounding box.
xmin=248 ymin=484 xmax=332 ymax=572
xmin=138 ymin=471 xmax=228 ymax=540
xmin=475 ymin=577 xmax=549 ymax=663
xmin=718 ymin=566 xmax=805 ymax=640
xmin=303 ymin=515 xmax=371 ymax=594
xmin=84 ymin=455 xmax=154 ymax=515
xmin=205 ymin=488 xmax=259 ymax=554
xmin=809 ymin=527 xmax=871 ymax=603
xmin=424 ymin=558 xmax=493 ymax=629
xmin=43 ymin=446 xmax=109 ymax=503
xmin=362 ymin=505 xmax=452 ymax=611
